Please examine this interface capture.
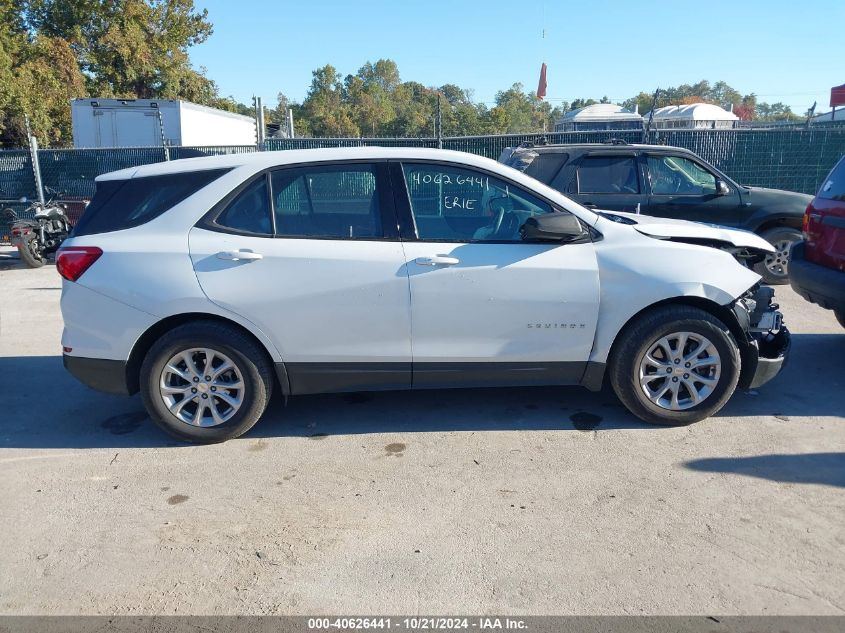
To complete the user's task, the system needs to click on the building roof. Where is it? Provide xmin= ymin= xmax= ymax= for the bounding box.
xmin=644 ymin=103 xmax=739 ymax=121
xmin=561 ymin=103 xmax=642 ymax=122
xmin=813 ymin=109 xmax=845 ymax=122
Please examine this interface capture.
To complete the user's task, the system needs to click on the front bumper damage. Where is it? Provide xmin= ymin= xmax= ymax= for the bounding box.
xmin=732 ymin=285 xmax=791 ymax=390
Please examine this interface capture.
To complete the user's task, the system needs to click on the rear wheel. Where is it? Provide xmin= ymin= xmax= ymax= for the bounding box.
xmin=609 ymin=306 xmax=741 ymax=426
xmin=18 ymin=233 xmax=45 ymax=268
xmin=754 ymin=227 xmax=802 ymax=285
xmin=140 ymin=322 xmax=274 ymax=443
xmin=835 ymin=310 xmax=845 ymax=330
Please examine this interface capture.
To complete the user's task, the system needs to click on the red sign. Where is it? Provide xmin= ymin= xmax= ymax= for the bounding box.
xmin=537 ymin=63 xmax=548 ymax=100
xmin=831 ymin=84 xmax=845 ymax=107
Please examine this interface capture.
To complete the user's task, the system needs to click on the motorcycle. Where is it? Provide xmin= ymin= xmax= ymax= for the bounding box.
xmin=2 ymin=187 xmax=75 ymax=268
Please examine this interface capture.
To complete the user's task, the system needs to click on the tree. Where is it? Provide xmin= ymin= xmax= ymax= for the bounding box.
xmin=570 ymin=98 xmax=598 ymax=110
xmin=755 ymin=101 xmax=801 ymax=122
xmin=25 ymin=0 xmax=218 ymax=101
xmin=0 ymin=1 xmax=87 ymax=146
xmin=301 ymin=64 xmax=359 ymax=137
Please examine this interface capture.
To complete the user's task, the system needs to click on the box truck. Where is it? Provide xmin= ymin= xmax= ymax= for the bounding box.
xmin=71 ymin=98 xmax=257 ymax=148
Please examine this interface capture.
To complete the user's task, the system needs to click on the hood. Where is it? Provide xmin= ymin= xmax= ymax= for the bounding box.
xmin=600 ymin=211 xmax=775 ymax=253
xmin=743 ymin=186 xmax=813 ymax=212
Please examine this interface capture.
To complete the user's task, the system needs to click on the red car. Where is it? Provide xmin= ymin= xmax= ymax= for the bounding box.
xmin=790 ymin=155 xmax=845 ymax=328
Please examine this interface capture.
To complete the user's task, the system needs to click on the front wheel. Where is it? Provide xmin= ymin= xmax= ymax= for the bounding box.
xmin=18 ymin=233 xmax=45 ymax=268
xmin=140 ymin=322 xmax=274 ymax=443
xmin=835 ymin=310 xmax=845 ymax=330
xmin=754 ymin=227 xmax=802 ymax=285
xmin=609 ymin=306 xmax=741 ymax=426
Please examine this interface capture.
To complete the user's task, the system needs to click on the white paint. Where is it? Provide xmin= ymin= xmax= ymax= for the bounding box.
xmin=71 ymin=98 xmax=255 ymax=148
xmin=62 ymin=146 xmax=762 ymax=374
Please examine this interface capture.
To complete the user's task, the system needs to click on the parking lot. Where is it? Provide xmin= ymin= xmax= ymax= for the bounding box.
xmin=1 ymin=245 xmax=843 ymax=615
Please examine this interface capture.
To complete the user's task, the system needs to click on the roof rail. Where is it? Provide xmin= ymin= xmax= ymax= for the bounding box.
xmin=604 ymin=138 xmax=629 ymax=145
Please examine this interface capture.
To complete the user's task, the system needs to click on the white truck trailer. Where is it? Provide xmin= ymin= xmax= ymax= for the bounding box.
xmin=71 ymin=98 xmax=257 ymax=148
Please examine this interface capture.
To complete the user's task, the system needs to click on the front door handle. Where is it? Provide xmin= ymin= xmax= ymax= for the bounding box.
xmin=216 ymin=250 xmax=263 ymax=262
xmin=415 ymin=255 xmax=460 ymax=266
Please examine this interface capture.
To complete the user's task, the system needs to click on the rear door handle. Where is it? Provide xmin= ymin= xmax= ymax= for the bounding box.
xmin=216 ymin=250 xmax=263 ymax=261
xmin=415 ymin=255 xmax=460 ymax=266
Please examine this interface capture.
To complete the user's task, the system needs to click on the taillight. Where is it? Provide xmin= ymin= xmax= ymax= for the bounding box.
xmin=802 ymin=203 xmax=813 ymax=240
xmin=56 ymin=246 xmax=102 ymax=282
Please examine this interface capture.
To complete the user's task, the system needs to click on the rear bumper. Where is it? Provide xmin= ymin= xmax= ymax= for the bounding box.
xmin=789 ymin=241 xmax=845 ymax=312
xmin=63 ymin=355 xmax=130 ymax=395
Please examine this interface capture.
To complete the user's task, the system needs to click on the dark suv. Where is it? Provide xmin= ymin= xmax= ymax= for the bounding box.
xmin=501 ymin=142 xmax=812 ymax=284
xmin=789 ymin=154 xmax=845 ymax=328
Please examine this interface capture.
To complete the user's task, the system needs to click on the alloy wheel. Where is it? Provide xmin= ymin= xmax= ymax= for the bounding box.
xmin=638 ymin=332 xmax=722 ymax=411
xmin=159 ymin=348 xmax=244 ymax=427
xmin=764 ymin=239 xmax=794 ymax=278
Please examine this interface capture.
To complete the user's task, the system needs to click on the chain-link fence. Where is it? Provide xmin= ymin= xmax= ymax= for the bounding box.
xmin=3 ymin=128 xmax=845 ymax=244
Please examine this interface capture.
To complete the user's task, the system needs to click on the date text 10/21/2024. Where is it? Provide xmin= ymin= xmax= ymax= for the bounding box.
xmin=307 ymin=617 xmax=528 ymax=630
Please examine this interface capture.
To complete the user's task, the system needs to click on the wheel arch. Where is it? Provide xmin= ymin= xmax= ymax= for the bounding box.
xmin=752 ymin=216 xmax=803 ymax=234
xmin=588 ymin=295 xmax=751 ymax=391
xmin=126 ymin=313 xmax=290 ymax=396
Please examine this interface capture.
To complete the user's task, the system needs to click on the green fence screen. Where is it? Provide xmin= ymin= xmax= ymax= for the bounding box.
xmin=2 ymin=128 xmax=845 ymax=244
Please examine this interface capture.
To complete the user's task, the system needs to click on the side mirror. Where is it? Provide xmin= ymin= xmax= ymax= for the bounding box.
xmin=716 ymin=179 xmax=730 ymax=196
xmin=520 ymin=213 xmax=586 ymax=242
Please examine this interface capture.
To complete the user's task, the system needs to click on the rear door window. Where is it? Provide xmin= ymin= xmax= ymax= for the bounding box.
xmin=575 ymin=156 xmax=640 ymax=194
xmin=270 ymin=164 xmax=382 ymax=239
xmin=818 ymin=158 xmax=845 ymax=201
xmin=73 ymin=169 xmax=229 ymax=236
xmin=505 ymin=151 xmax=569 ymax=185
xmin=215 ymin=176 xmax=273 ymax=235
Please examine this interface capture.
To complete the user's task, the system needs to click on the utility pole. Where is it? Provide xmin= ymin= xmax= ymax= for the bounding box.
xmin=157 ymin=109 xmax=169 ymax=161
xmin=253 ymin=96 xmax=265 ymax=147
xmin=25 ymin=115 xmax=45 ymax=204
xmin=643 ymin=88 xmax=660 ymax=143
xmin=436 ymin=94 xmax=443 ymax=149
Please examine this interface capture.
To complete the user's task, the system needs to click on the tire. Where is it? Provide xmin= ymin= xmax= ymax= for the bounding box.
xmin=753 ymin=227 xmax=802 ymax=285
xmin=140 ymin=321 xmax=274 ymax=443
xmin=835 ymin=310 xmax=845 ymax=330
xmin=608 ymin=305 xmax=741 ymax=426
xmin=18 ymin=233 xmax=45 ymax=268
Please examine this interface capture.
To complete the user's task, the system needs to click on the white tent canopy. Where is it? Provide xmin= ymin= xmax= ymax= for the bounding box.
xmin=644 ymin=103 xmax=739 ymax=129
xmin=555 ymin=104 xmax=642 ymax=131
xmin=561 ymin=103 xmax=643 ymax=123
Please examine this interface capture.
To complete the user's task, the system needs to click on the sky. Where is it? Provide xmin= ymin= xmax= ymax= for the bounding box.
xmin=192 ymin=0 xmax=845 ymax=114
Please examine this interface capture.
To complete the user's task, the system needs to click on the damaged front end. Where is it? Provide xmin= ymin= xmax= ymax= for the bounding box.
xmin=732 ymin=285 xmax=791 ymax=389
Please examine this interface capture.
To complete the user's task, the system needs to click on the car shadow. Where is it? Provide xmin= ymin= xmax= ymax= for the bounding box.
xmin=0 ymin=249 xmax=54 ymax=271
xmin=2 ymin=355 xmax=648 ymax=450
xmin=716 ymin=333 xmax=845 ymax=419
xmin=1 ymin=331 xmax=841 ymax=449
xmin=683 ymin=453 xmax=845 ymax=487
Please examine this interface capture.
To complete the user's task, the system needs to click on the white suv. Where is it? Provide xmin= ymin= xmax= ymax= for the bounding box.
xmin=58 ymin=148 xmax=790 ymax=443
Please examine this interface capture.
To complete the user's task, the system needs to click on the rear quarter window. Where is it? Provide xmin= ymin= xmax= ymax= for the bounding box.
xmin=506 ymin=151 xmax=569 ymax=185
xmin=818 ymin=158 xmax=845 ymax=201
xmin=72 ymin=169 xmax=229 ymax=236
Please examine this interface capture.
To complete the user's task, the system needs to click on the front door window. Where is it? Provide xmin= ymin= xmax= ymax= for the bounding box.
xmin=401 ymin=163 xmax=552 ymax=242
xmin=647 ymin=155 xmax=717 ymax=196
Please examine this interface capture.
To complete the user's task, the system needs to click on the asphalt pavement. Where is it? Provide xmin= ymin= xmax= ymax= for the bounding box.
xmin=1 ymin=246 xmax=843 ymax=615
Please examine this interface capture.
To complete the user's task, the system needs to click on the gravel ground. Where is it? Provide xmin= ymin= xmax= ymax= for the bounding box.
xmin=1 ymin=246 xmax=843 ymax=615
